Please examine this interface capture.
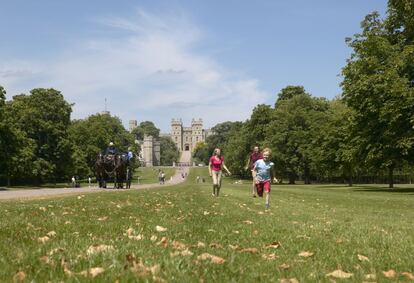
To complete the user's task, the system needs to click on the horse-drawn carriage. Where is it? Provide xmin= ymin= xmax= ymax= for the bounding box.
xmin=95 ymin=152 xmax=133 ymax=189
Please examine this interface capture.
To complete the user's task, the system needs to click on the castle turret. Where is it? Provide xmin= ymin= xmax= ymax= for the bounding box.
xmin=143 ymin=135 xmax=154 ymax=167
xmin=191 ymin=118 xmax=203 ymax=151
xmin=171 ymin=118 xmax=183 ymax=151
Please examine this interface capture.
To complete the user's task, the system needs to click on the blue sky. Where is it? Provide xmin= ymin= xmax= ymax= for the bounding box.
xmin=0 ymin=0 xmax=387 ymax=131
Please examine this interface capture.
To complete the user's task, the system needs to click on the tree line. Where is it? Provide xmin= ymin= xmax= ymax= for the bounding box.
xmin=0 ymin=88 xmax=179 ymax=186
xmin=193 ymin=1 xmax=414 ymax=188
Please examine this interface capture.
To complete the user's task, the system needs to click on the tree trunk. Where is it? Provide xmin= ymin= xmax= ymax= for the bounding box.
xmin=388 ymin=166 xmax=394 ymax=189
xmin=304 ymin=166 xmax=311 ymax=184
xmin=288 ymin=173 xmax=295 ymax=184
xmin=7 ymin=176 xmax=11 ymax=187
xmin=348 ymin=175 xmax=353 ymax=187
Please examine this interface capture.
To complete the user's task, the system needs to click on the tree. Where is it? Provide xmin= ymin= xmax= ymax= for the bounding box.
xmin=342 ymin=8 xmax=414 ymax=188
xmin=68 ymin=113 xmax=136 ymax=178
xmin=160 ymin=136 xmax=179 ymax=166
xmin=192 ymin=141 xmax=210 ymax=165
xmin=275 ymin=85 xmax=307 ymax=105
xmin=222 ymin=122 xmax=252 ymax=177
xmin=266 ymin=90 xmax=329 ymax=184
xmin=131 ymin=121 xmax=160 ymax=140
xmin=4 ymin=89 xmax=73 ymax=184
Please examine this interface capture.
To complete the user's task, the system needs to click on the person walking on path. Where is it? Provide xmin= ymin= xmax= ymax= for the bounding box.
xmin=245 ymin=145 xmax=262 ymax=197
xmin=71 ymin=176 xmax=76 ymax=188
xmin=253 ymin=148 xmax=277 ymax=209
xmin=208 ymin=148 xmax=231 ymax=197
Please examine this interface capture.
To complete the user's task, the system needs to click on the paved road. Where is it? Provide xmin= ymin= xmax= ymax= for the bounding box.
xmin=0 ymin=166 xmax=189 ymax=201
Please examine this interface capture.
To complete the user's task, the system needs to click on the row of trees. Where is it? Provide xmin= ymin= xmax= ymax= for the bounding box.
xmin=0 ymin=87 xmax=179 ymax=186
xmin=193 ymin=1 xmax=414 ymax=187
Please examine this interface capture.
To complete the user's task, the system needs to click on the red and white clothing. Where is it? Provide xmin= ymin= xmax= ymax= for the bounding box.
xmin=209 ymin=155 xmax=224 ymax=172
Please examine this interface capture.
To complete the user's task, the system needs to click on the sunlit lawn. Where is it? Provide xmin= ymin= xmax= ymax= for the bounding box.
xmin=134 ymin=166 xmax=176 ymax=185
xmin=1 ymin=167 xmax=414 ymax=282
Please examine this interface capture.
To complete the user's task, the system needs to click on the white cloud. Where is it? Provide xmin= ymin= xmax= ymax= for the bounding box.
xmin=1 ymin=9 xmax=270 ymax=131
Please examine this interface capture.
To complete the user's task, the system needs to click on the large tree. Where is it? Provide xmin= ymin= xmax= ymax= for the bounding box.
xmin=159 ymin=136 xmax=179 ymax=166
xmin=131 ymin=121 xmax=160 ymax=140
xmin=342 ymin=7 xmax=414 ymax=188
xmin=68 ymin=113 xmax=136 ymax=178
xmin=4 ymin=89 xmax=73 ymax=184
xmin=266 ymin=88 xmax=329 ymax=184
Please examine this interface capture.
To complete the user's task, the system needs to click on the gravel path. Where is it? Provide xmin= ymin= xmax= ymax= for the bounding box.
xmin=0 ymin=166 xmax=190 ymax=201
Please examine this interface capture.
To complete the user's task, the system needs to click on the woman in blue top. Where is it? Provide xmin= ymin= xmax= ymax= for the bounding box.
xmin=253 ymin=148 xmax=278 ymax=209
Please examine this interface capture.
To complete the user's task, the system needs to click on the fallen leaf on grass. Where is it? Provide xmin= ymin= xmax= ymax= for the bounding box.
xmin=364 ymin=273 xmax=376 ymax=280
xmin=240 ymin=248 xmax=258 ymax=253
xmin=298 ymin=251 xmax=314 ymax=258
xmin=262 ymin=253 xmax=278 ymax=260
xmin=232 ymin=230 xmax=240 ymax=234
xmin=197 ymin=253 xmax=225 ymax=264
xmin=243 ymin=220 xmax=253 ymax=225
xmin=47 ymin=231 xmax=57 ymax=237
xmin=39 ymin=207 xmax=47 ymax=211
xmin=253 ymin=230 xmax=259 ymax=235
xmin=98 ymin=216 xmax=108 ymax=221
xmin=64 ymin=221 xmax=71 ymax=225
xmin=280 ymin=278 xmax=299 ymax=283
xmin=150 ymin=235 xmax=157 ymax=242
xmin=156 ymin=237 xmax=168 ymax=247
xmin=357 ymin=254 xmax=369 ymax=262
xmin=126 ymin=255 xmax=161 ymax=281
xmin=402 ymin=272 xmax=414 ymax=280
xmin=13 ymin=271 xmax=26 ymax=282
xmin=228 ymin=244 xmax=240 ymax=250
xmin=265 ymin=241 xmax=281 ymax=249
xmin=210 ymin=242 xmax=223 ymax=249
xmin=279 ymin=263 xmax=290 ymax=270
xmin=203 ymin=211 xmax=210 ymax=215
xmin=197 ymin=241 xmax=206 ymax=248
xmin=326 ymin=269 xmax=353 ymax=279
xmin=79 ymin=267 xmax=105 ymax=278
xmin=382 ymin=269 xmax=396 ymax=279
xmin=129 ymin=235 xmax=143 ymax=240
xmin=38 ymin=236 xmax=50 ymax=243
xmin=86 ymin=244 xmax=114 ymax=255
xmin=155 ymin=225 xmax=167 ymax=232
xmin=170 ymin=249 xmax=194 ymax=257
xmin=172 ymin=240 xmax=187 ymax=250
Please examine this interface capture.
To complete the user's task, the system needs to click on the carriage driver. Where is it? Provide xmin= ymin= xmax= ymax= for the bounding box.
xmin=105 ymin=142 xmax=118 ymax=155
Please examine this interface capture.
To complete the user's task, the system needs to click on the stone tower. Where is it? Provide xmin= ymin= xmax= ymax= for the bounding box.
xmin=191 ymin=118 xmax=203 ymax=150
xmin=171 ymin=118 xmax=183 ymax=151
xmin=129 ymin=120 xmax=138 ymax=132
xmin=143 ymin=135 xmax=153 ymax=167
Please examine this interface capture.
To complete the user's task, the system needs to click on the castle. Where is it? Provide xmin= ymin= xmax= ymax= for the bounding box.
xmin=170 ymin=118 xmax=211 ymax=152
xmin=129 ymin=118 xmax=211 ymax=166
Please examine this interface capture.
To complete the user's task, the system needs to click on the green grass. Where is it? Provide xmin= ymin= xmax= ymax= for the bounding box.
xmin=1 ymin=167 xmax=414 ymax=282
xmin=134 ymin=166 xmax=176 ymax=184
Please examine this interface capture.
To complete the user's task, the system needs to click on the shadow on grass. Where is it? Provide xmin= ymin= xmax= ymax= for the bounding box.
xmin=352 ymin=186 xmax=414 ymax=193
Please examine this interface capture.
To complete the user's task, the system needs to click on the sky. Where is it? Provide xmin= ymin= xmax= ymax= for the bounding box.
xmin=0 ymin=0 xmax=388 ymax=132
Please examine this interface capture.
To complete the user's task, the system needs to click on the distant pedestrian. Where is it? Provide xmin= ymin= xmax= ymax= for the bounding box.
xmin=245 ymin=146 xmax=262 ymax=197
xmin=208 ymin=148 xmax=231 ymax=197
xmin=88 ymin=176 xmax=92 ymax=187
xmin=253 ymin=148 xmax=277 ymax=209
xmin=71 ymin=176 xmax=76 ymax=188
xmin=161 ymin=171 xmax=166 ymax=184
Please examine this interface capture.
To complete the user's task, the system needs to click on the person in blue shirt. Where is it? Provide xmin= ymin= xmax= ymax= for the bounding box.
xmin=127 ymin=147 xmax=134 ymax=161
xmin=253 ymin=148 xmax=278 ymax=209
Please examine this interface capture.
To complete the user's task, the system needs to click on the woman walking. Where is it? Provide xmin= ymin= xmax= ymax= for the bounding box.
xmin=209 ymin=148 xmax=231 ymax=197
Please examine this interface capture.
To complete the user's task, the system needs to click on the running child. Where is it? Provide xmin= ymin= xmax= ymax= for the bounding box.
xmin=253 ymin=148 xmax=277 ymax=209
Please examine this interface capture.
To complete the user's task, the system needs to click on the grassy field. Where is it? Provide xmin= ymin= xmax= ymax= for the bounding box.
xmin=134 ymin=166 xmax=177 ymax=185
xmin=1 ymin=167 xmax=414 ymax=282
